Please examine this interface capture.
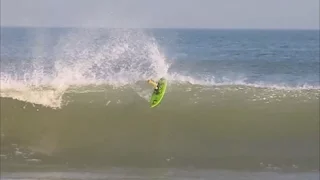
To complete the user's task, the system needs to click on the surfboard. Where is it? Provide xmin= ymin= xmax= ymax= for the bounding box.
xmin=150 ymin=78 xmax=167 ymax=108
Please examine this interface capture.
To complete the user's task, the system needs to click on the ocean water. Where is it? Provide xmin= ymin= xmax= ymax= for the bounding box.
xmin=0 ymin=27 xmax=319 ymax=180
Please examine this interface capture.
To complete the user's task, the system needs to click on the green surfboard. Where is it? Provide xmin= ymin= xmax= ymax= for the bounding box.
xmin=150 ymin=78 xmax=167 ymax=108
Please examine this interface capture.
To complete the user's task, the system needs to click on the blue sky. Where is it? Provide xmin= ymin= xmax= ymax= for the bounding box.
xmin=1 ymin=0 xmax=319 ymax=29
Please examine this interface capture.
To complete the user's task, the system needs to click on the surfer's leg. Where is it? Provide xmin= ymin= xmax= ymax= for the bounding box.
xmin=154 ymin=87 xmax=160 ymax=94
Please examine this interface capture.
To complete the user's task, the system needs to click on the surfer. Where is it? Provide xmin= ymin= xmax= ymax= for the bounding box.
xmin=147 ymin=78 xmax=167 ymax=107
xmin=147 ymin=79 xmax=160 ymax=94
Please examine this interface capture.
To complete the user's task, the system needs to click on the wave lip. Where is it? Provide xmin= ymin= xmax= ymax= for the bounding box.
xmin=1 ymin=71 xmax=319 ymax=109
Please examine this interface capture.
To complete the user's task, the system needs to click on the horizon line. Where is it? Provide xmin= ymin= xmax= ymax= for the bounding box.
xmin=1 ymin=25 xmax=319 ymax=31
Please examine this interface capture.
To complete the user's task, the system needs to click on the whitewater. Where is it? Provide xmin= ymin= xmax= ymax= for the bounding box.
xmin=1 ymin=28 xmax=319 ymax=108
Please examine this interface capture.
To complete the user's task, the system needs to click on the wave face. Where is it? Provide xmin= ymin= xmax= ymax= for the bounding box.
xmin=0 ymin=28 xmax=319 ymax=171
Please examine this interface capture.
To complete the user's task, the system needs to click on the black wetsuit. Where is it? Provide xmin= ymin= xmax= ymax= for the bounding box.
xmin=154 ymin=84 xmax=160 ymax=94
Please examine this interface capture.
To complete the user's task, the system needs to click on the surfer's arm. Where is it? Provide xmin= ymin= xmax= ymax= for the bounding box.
xmin=147 ymin=80 xmax=158 ymax=89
